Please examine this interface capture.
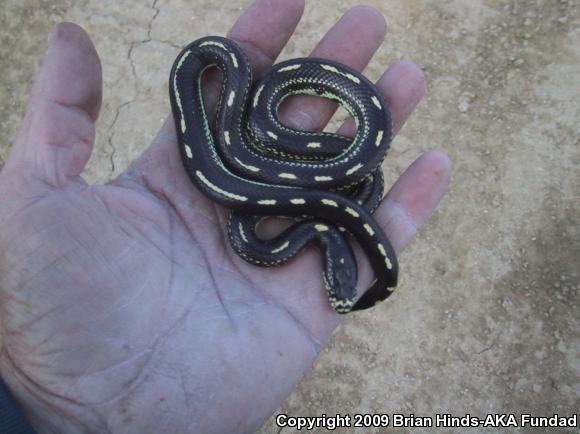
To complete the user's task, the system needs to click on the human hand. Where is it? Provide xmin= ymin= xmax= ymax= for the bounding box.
xmin=0 ymin=1 xmax=451 ymax=433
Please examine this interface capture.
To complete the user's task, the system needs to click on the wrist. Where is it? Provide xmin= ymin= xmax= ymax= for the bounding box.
xmin=0 ymin=352 xmax=84 ymax=434
xmin=0 ymin=374 xmax=38 ymax=434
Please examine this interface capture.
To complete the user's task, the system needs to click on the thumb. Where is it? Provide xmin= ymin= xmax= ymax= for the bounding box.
xmin=7 ymin=22 xmax=102 ymax=188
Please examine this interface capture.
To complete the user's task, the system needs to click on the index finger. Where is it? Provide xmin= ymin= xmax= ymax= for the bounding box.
xmin=125 ymin=0 xmax=305 ymax=177
xmin=202 ymin=0 xmax=306 ymax=110
xmin=228 ymin=0 xmax=305 ymax=77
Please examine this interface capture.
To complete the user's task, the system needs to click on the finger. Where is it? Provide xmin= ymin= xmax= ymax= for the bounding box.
xmin=351 ymin=150 xmax=451 ymax=295
xmin=228 ymin=0 xmax=305 ymax=77
xmin=380 ymin=149 xmax=452 ymax=253
xmin=200 ymin=0 xmax=306 ymax=110
xmin=9 ymin=22 xmax=102 ymax=187
xmin=125 ymin=0 xmax=304 ymax=178
xmin=278 ymin=6 xmax=387 ymax=131
xmin=337 ymin=60 xmax=426 ymax=138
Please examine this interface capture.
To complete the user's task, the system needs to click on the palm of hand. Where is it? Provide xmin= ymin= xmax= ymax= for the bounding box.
xmin=0 ymin=163 xmax=323 ymax=433
xmin=0 ymin=2 xmax=450 ymax=434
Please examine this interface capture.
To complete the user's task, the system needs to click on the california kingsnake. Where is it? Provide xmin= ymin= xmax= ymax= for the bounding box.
xmin=169 ymin=36 xmax=398 ymax=313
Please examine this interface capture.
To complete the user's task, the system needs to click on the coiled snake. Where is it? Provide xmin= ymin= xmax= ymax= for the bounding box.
xmin=169 ymin=36 xmax=398 ymax=313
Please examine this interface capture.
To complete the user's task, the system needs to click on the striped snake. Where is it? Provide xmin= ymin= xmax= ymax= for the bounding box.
xmin=169 ymin=36 xmax=398 ymax=313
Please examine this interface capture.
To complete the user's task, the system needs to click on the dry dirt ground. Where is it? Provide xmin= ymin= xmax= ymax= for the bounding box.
xmin=1 ymin=0 xmax=578 ymax=433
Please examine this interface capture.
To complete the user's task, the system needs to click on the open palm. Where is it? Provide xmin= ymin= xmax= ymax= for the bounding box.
xmin=0 ymin=1 xmax=451 ymax=433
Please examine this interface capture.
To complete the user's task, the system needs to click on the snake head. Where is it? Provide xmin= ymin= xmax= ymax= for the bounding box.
xmin=323 ymin=255 xmax=357 ymax=314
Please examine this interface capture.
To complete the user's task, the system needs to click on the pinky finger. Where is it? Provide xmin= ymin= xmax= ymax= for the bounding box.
xmin=377 ymin=149 xmax=452 ymax=254
xmin=352 ymin=149 xmax=451 ymax=293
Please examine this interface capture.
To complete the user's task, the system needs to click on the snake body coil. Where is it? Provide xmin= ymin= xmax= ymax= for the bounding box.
xmin=170 ymin=36 xmax=398 ymax=313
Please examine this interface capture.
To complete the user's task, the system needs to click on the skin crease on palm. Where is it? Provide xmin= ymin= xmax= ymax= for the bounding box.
xmin=0 ymin=0 xmax=451 ymax=433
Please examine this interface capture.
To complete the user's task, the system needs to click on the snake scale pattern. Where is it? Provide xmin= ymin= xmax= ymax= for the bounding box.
xmin=169 ymin=36 xmax=398 ymax=313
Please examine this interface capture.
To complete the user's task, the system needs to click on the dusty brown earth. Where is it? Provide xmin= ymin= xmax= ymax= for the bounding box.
xmin=1 ymin=0 xmax=578 ymax=433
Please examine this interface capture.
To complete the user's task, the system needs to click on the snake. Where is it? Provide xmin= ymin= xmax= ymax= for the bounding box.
xmin=169 ymin=36 xmax=398 ymax=313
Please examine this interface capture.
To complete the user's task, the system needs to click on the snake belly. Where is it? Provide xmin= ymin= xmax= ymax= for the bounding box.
xmin=169 ymin=36 xmax=398 ymax=313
